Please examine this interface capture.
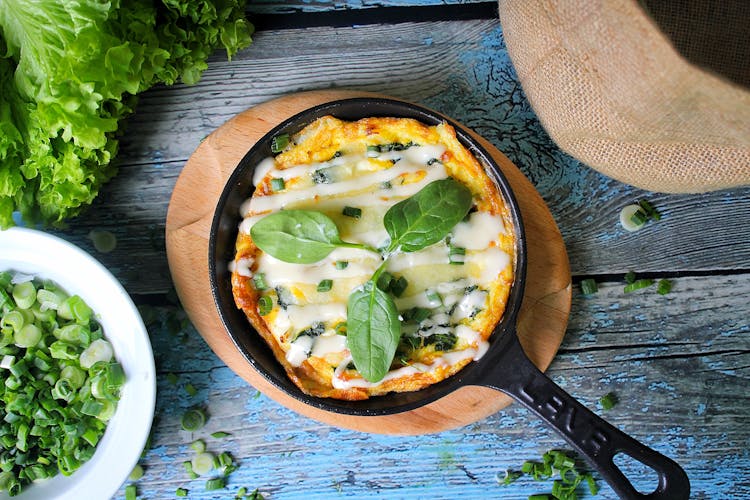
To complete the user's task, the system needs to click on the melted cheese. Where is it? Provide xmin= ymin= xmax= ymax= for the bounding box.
xmin=232 ymin=116 xmax=515 ymax=399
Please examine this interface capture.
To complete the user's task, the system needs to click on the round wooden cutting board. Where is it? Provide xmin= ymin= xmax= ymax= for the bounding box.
xmin=165 ymin=90 xmax=571 ymax=435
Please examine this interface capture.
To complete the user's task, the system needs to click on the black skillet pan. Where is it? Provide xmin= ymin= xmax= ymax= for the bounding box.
xmin=209 ymin=97 xmax=690 ymax=499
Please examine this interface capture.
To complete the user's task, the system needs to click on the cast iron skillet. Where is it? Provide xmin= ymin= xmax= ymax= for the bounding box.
xmin=209 ymin=97 xmax=690 ymax=499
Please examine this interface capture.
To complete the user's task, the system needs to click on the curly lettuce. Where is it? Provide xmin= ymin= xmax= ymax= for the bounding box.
xmin=0 ymin=0 xmax=253 ymax=227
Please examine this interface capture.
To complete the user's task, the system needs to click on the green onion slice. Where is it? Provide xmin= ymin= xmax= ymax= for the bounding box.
xmin=657 ymin=279 xmax=672 ymax=295
xmin=270 ymin=134 xmax=289 ymax=153
xmin=181 ymin=408 xmax=207 ymax=432
xmin=580 ymin=278 xmax=598 ymax=295
xmin=624 ymin=279 xmax=654 ymax=293
xmin=317 ymin=279 xmax=333 ymax=293
xmin=258 ymin=296 xmax=273 ymax=316
xmin=342 ymin=206 xmax=362 ymax=219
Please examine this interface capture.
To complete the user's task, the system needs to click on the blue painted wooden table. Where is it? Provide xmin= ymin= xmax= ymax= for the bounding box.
xmin=46 ymin=2 xmax=749 ymax=498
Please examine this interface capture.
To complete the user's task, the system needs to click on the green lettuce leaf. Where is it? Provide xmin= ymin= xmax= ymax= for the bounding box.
xmin=0 ymin=0 xmax=253 ymax=228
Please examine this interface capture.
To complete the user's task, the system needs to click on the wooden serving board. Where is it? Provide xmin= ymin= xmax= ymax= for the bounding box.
xmin=165 ymin=90 xmax=571 ymax=435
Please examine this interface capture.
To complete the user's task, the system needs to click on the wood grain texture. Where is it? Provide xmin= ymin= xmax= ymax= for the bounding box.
xmin=115 ymin=273 xmax=750 ymax=499
xmin=165 ymin=90 xmax=571 ymax=434
xmin=51 ymin=19 xmax=750 ymax=295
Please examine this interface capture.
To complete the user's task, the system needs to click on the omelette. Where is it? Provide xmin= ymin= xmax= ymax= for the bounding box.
xmin=230 ymin=115 xmax=515 ymax=400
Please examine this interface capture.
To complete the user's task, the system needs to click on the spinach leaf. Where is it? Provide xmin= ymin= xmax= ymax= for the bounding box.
xmin=250 ymin=210 xmax=375 ymax=263
xmin=383 ymin=178 xmax=473 ymax=253
xmin=346 ymin=280 xmax=401 ymax=382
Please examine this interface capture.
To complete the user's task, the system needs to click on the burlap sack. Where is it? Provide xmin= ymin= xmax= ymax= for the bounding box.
xmin=497 ymin=0 xmax=750 ymax=193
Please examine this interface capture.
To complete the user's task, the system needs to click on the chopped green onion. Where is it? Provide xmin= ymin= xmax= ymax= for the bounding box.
xmin=366 ymin=145 xmax=381 ymax=156
xmin=342 ymin=206 xmax=362 ymax=219
xmin=624 ymin=271 xmax=636 ymax=284
xmin=629 ymin=209 xmax=648 ymax=226
xmin=390 ymin=276 xmax=408 ymax=297
xmin=236 ymin=487 xmax=248 ymax=497
xmin=599 ymin=392 xmax=618 ymax=410
xmin=317 ymin=279 xmax=333 ymax=293
xmin=624 ymin=279 xmax=654 ymax=293
xmin=497 ymin=469 xmax=522 ymax=486
xmin=1 ymin=310 xmax=24 ymax=332
xmin=270 ymin=178 xmax=285 ymax=191
xmin=619 ymin=204 xmax=647 ymax=232
xmin=528 ymin=495 xmax=550 ymax=500
xmin=335 ymin=261 xmax=348 ymax=270
xmin=191 ymin=452 xmax=215 ymax=476
xmin=79 ymin=339 xmax=114 ymax=369
xmin=129 ymin=464 xmax=144 ymax=481
xmin=211 ymin=431 xmax=231 ymax=439
xmin=334 ymin=322 xmax=347 ymax=336
xmin=181 ymin=408 xmax=207 ymax=432
xmin=185 ymin=383 xmax=198 ymax=397
xmin=376 ymin=271 xmax=394 ymax=291
xmin=657 ymin=279 xmax=672 ymax=295
xmin=580 ymin=278 xmax=598 ymax=295
xmin=217 ymin=451 xmax=234 ymax=469
xmin=125 ymin=484 xmax=137 ymax=500
xmin=270 ymin=134 xmax=289 ymax=153
xmin=191 ymin=439 xmax=206 ymax=453
xmin=206 ymin=477 xmax=226 ymax=490
xmin=12 ymin=282 xmax=36 ymax=310
xmin=586 ymin=474 xmax=599 ymax=495
xmin=167 ymin=372 xmax=179 ymax=385
xmin=15 ymin=323 xmax=42 ymax=347
xmin=176 ymin=487 xmax=188 ymax=497
xmin=425 ymin=289 xmax=442 ymax=307
xmin=253 ymin=273 xmax=268 ymax=291
xmin=183 ymin=461 xmax=199 ymax=480
xmin=638 ymin=199 xmax=662 ymax=221
xmin=258 ymin=296 xmax=273 ymax=316
xmin=449 ymin=245 xmax=466 ymax=265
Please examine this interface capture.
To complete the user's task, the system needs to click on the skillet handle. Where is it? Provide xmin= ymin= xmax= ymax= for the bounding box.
xmin=477 ymin=336 xmax=690 ymax=499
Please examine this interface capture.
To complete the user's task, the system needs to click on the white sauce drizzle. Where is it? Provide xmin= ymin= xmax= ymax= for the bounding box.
xmin=451 ymin=212 xmax=506 ymax=250
xmin=286 ymin=335 xmax=313 ymax=367
xmin=311 ymin=334 xmax=348 ymax=358
xmin=255 ymin=251 xmax=380 ymax=286
xmin=286 ymin=304 xmax=346 ymax=331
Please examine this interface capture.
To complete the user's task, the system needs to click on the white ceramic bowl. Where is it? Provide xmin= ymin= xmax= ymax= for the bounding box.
xmin=0 ymin=227 xmax=156 ymax=500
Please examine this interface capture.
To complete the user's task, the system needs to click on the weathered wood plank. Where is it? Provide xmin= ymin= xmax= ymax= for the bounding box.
xmin=115 ymin=273 xmax=750 ymax=499
xmin=246 ymin=0 xmax=491 ymax=15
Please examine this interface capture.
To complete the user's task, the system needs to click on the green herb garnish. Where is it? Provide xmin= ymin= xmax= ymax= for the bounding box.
xmin=657 ymin=279 xmax=672 ymax=295
xmin=258 ymin=296 xmax=273 ymax=316
xmin=580 ymin=278 xmax=598 ymax=295
xmin=270 ymin=134 xmax=289 ymax=153
xmin=181 ymin=408 xmax=207 ymax=432
xmin=317 ymin=279 xmax=333 ymax=293
xmin=624 ymin=279 xmax=654 ymax=293
xmin=250 ymin=210 xmax=377 ymax=264
xmin=253 ymin=273 xmax=268 ymax=291
xmin=270 ymin=178 xmax=285 ymax=192
xmin=342 ymin=206 xmax=362 ymax=219
xmin=501 ymin=449 xmax=598 ymax=499
xmin=599 ymin=392 xmax=618 ymax=410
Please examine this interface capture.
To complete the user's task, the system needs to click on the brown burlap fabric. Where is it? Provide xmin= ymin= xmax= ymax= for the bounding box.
xmin=497 ymin=0 xmax=750 ymax=193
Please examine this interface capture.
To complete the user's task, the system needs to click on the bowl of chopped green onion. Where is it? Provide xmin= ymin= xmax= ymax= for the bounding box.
xmin=0 ymin=227 xmax=156 ymax=499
